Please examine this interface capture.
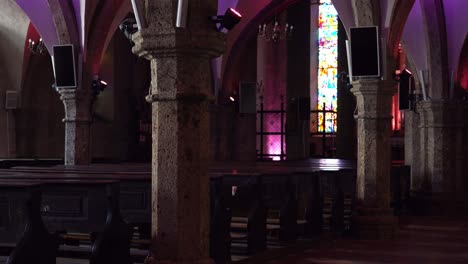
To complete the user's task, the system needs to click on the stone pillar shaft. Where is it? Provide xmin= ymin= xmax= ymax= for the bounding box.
xmin=404 ymin=109 xmax=422 ymax=190
xmin=350 ymin=79 xmax=397 ymax=238
xmin=351 ymin=79 xmax=394 ymax=207
xmin=150 ymin=56 xmax=211 ymax=262
xmin=415 ymin=100 xmax=464 ymax=200
xmin=133 ymin=26 xmax=224 ymax=263
xmin=58 ymin=89 xmax=92 ymax=165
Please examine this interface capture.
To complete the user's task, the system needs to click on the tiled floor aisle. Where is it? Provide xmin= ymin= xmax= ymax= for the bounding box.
xmin=263 ymin=216 xmax=468 ymax=264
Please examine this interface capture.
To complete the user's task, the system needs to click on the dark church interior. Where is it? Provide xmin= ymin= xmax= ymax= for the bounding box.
xmin=0 ymin=0 xmax=467 ymax=263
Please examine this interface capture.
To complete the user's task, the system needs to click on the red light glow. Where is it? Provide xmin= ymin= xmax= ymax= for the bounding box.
xmin=229 ymin=8 xmax=242 ymax=18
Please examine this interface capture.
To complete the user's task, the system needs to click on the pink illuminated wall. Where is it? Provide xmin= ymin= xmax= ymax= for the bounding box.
xmin=257 ymin=26 xmax=287 ymax=159
xmin=458 ymin=37 xmax=468 ymax=90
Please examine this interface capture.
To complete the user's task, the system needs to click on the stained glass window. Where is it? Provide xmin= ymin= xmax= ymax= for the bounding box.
xmin=317 ymin=0 xmax=338 ymax=132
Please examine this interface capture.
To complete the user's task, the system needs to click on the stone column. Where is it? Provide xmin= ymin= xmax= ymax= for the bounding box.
xmin=412 ymin=99 xmax=465 ymax=212
xmin=132 ymin=8 xmax=225 ymax=263
xmin=58 ymin=88 xmax=92 ymax=165
xmin=404 ymin=103 xmax=422 ymax=190
xmin=350 ymin=79 xmax=397 ymax=238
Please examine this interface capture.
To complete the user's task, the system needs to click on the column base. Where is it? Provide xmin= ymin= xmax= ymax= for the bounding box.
xmin=352 ymin=207 xmax=398 ymax=239
xmin=409 ymin=191 xmax=468 ymax=216
xmin=144 ymin=257 xmax=214 ymax=264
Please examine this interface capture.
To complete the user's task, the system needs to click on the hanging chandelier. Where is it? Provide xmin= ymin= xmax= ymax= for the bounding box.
xmin=258 ymin=18 xmax=293 ymax=43
xmin=28 ymin=38 xmax=47 ymax=55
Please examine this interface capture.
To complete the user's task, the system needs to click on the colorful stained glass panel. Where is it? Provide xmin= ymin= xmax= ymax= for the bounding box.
xmin=317 ymin=0 xmax=338 ymax=133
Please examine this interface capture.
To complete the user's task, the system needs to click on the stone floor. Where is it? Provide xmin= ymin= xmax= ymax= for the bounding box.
xmin=2 ymin=216 xmax=468 ymax=263
xmin=256 ymin=216 xmax=468 ymax=264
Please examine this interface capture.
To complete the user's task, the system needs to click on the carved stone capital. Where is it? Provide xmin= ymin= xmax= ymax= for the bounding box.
xmin=132 ymin=29 xmax=225 ymax=60
xmin=57 ymin=88 xmax=92 ymax=123
xmin=419 ymin=99 xmax=464 ymax=128
xmin=145 ymin=92 xmax=212 ymax=103
xmin=350 ymin=79 xmax=396 ymax=119
xmin=57 ymin=88 xmax=87 ymax=101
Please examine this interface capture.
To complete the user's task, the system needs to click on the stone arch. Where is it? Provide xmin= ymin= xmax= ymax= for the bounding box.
xmin=420 ymin=0 xmax=448 ymax=99
xmin=85 ymin=0 xmax=132 ymax=75
xmin=387 ymin=0 xmax=416 ymax=58
xmin=14 ymin=1 xmax=54 ymax=51
xmin=47 ymin=0 xmax=79 ymax=46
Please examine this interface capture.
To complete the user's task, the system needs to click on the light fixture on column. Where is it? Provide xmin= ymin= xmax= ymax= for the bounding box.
xmin=258 ymin=17 xmax=293 ymax=43
xmin=119 ymin=17 xmax=138 ymax=44
xmin=28 ymin=38 xmax=47 ymax=55
xmin=210 ymin=8 xmax=242 ymax=31
xmin=92 ymin=77 xmax=108 ymax=96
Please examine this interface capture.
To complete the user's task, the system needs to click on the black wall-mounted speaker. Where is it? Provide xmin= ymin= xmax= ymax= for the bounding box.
xmin=350 ymin=26 xmax=380 ymax=77
xmin=398 ymin=69 xmax=412 ymax=111
xmin=239 ymin=82 xmax=256 ymax=114
xmin=53 ymin=44 xmax=77 ymax=88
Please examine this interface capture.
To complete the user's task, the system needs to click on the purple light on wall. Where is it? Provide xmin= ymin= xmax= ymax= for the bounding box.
xmin=15 ymin=0 xmax=59 ymax=52
xmin=264 ymin=113 xmax=285 ymax=160
xmin=443 ymin=0 xmax=468 ymax=70
xmin=402 ymin=0 xmax=427 ymax=71
xmin=266 ymin=135 xmax=281 ymax=155
xmin=218 ymin=0 xmax=239 ymax=15
xmin=257 ymin=20 xmax=287 ymax=160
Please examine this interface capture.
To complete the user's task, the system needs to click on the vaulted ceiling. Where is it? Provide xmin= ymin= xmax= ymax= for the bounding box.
xmin=0 ymin=0 xmax=467 ymax=93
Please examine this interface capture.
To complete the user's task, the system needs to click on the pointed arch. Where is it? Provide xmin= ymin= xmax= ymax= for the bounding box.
xmin=47 ymin=0 xmax=80 ymax=47
xmin=85 ymin=0 xmax=131 ymax=74
xmin=420 ymin=0 xmax=449 ymax=99
xmin=387 ymin=0 xmax=415 ymax=58
xmin=15 ymin=0 xmax=59 ymax=52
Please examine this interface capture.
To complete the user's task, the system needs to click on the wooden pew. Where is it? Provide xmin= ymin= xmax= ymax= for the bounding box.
xmin=261 ymin=173 xmax=298 ymax=242
xmin=90 ymin=184 xmax=133 ymax=264
xmin=0 ymin=179 xmax=138 ymax=264
xmin=0 ymin=159 xmax=358 ymax=262
xmin=0 ymin=159 xmax=62 ymax=169
xmin=222 ymin=173 xmax=267 ymax=254
xmin=302 ymin=171 xmax=322 ymax=236
xmin=301 ymin=169 xmax=356 ymax=236
xmin=210 ymin=176 xmax=232 ymax=264
xmin=0 ymin=170 xmax=151 ymax=235
xmin=0 ymin=178 xmax=117 ymax=243
xmin=0 ymin=181 xmax=57 ymax=264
